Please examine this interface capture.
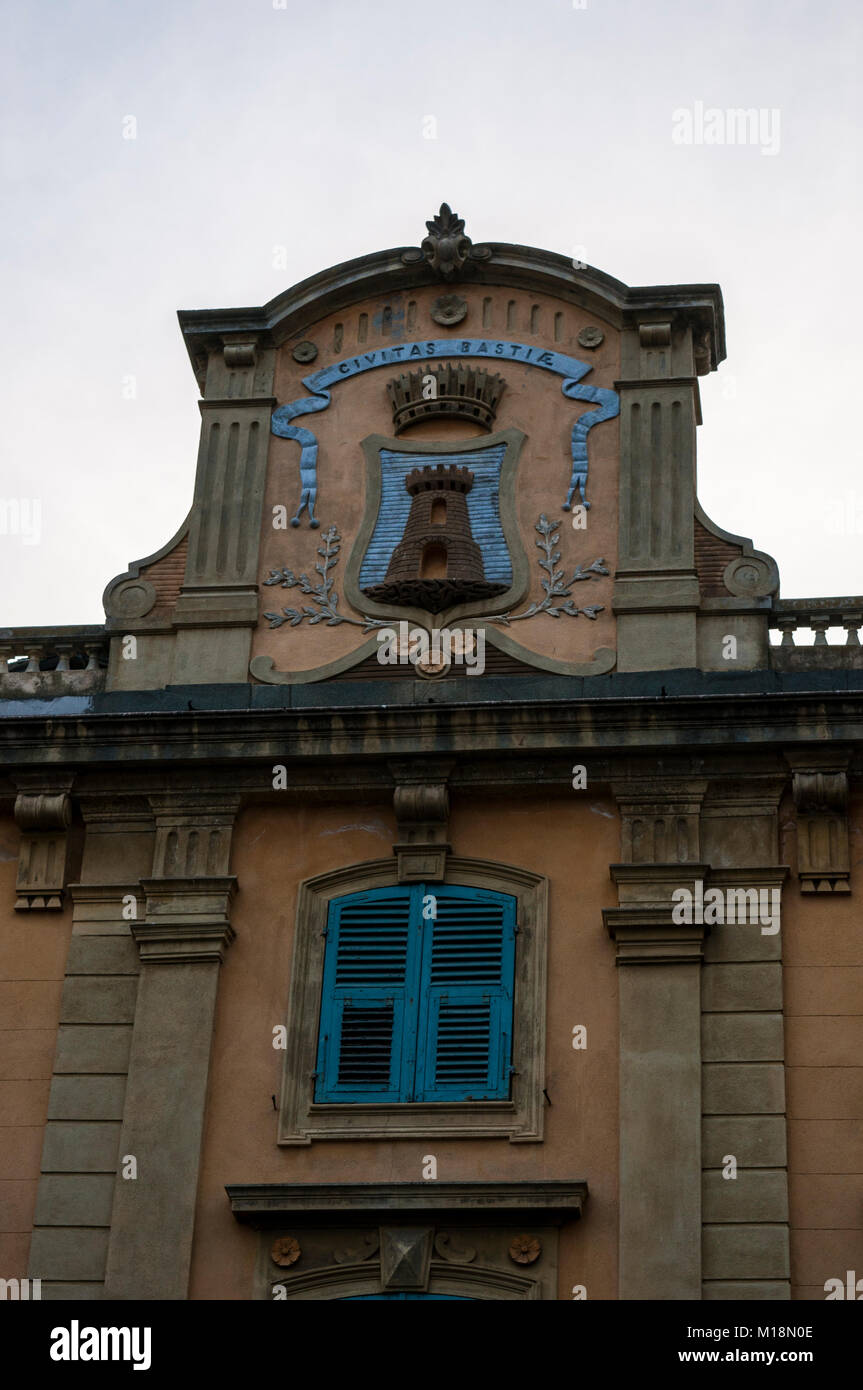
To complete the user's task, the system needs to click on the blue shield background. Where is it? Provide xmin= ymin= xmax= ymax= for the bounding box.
xmin=358 ymin=443 xmax=512 ymax=588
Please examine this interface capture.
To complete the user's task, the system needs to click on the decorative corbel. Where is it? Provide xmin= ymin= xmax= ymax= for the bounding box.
xmin=13 ymin=775 xmax=74 ymax=911
xmin=786 ymin=752 xmax=851 ymax=893
xmin=389 ymin=760 xmax=454 ymax=882
xmin=222 ymin=339 xmax=257 ymax=369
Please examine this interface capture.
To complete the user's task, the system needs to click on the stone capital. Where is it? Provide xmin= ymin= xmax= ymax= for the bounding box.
xmin=148 ymin=794 xmax=240 ymax=879
xmin=135 ymin=876 xmax=237 ymax=963
xmin=611 ymin=780 xmax=708 ymax=865
xmin=603 ymin=906 xmax=708 ymax=965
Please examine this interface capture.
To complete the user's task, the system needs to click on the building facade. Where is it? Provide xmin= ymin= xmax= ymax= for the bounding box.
xmin=1 ymin=205 xmax=861 ymax=1301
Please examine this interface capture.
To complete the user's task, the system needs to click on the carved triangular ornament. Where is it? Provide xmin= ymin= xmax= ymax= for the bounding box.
xmin=379 ymin=1226 xmax=434 ymax=1290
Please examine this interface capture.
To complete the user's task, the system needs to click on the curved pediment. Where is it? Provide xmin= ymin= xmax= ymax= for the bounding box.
xmin=177 ymin=203 xmax=725 ymax=390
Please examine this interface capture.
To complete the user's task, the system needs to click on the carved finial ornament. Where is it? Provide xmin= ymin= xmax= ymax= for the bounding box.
xmin=402 ymin=202 xmax=492 ymax=280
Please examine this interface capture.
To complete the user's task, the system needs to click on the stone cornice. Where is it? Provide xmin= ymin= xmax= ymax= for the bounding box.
xmin=603 ymin=906 xmax=709 ymax=964
xmin=8 ymin=685 xmax=863 ymax=774
xmin=610 ymin=780 xmax=708 ymax=806
xmin=610 ymin=863 xmax=710 ymax=887
xmin=148 ymin=792 xmax=241 ymax=821
xmin=141 ymin=874 xmax=236 ymax=908
xmin=131 ymin=920 xmax=236 ymax=964
xmin=226 ymin=1180 xmax=588 ymax=1225
xmin=707 ymin=866 xmax=790 ymax=887
xmin=784 ymin=747 xmax=853 ymax=775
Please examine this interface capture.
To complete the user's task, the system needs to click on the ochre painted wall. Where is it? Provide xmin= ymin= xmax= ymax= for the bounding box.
xmin=781 ymin=793 xmax=863 ymax=1299
xmin=0 ymin=814 xmax=73 ymax=1278
xmin=4 ymin=780 xmax=860 ymax=1300
xmin=187 ymin=792 xmax=621 ymax=1300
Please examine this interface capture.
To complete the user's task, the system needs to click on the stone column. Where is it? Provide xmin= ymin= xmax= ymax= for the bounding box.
xmin=603 ymin=779 xmax=708 ymax=1299
xmin=102 ymin=793 xmax=239 ymax=1300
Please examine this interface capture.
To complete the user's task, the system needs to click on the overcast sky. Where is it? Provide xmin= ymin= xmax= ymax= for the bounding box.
xmin=1 ymin=0 xmax=861 ymax=628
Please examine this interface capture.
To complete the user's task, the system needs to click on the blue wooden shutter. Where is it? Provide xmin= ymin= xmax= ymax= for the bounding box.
xmin=414 ymin=887 xmax=516 ymax=1101
xmin=314 ymin=887 xmax=420 ymax=1101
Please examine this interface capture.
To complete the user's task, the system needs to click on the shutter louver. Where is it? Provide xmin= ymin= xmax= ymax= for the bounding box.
xmin=337 ymin=1002 xmax=395 ymax=1084
xmin=433 ymin=1001 xmax=492 ymax=1084
xmin=334 ymin=899 xmax=411 ymax=986
xmin=430 ymin=896 xmax=507 ymax=984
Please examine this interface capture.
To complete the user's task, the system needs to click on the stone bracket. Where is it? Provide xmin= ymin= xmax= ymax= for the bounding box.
xmin=389 ymin=759 xmax=454 ymax=882
xmin=786 ymin=751 xmax=851 ymax=893
xmin=12 ymin=774 xmax=74 ymax=911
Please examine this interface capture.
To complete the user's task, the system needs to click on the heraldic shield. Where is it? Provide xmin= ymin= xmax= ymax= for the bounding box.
xmin=344 ymin=429 xmax=529 ymax=628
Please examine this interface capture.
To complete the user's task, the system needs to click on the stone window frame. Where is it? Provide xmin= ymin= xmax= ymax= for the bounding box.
xmin=278 ymin=856 xmax=548 ymax=1144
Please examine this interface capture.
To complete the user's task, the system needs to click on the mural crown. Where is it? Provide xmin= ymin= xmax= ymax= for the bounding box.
xmin=387 ymin=362 xmax=507 ymax=434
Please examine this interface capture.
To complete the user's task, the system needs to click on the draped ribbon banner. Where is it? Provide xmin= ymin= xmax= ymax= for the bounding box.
xmin=271 ymin=339 xmax=619 ymax=526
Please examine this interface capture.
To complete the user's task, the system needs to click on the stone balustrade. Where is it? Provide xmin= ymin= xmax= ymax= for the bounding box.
xmin=0 ymin=626 xmax=109 ymax=692
xmin=769 ymin=597 xmax=863 ymax=669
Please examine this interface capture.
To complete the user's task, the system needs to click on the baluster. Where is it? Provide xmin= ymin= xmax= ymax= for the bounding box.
xmin=776 ymin=617 xmax=797 ymax=648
